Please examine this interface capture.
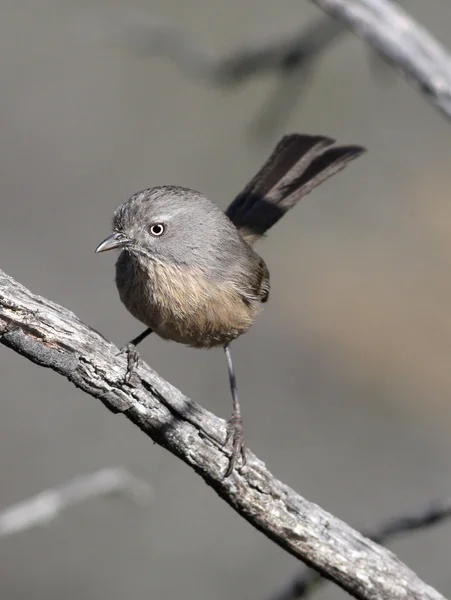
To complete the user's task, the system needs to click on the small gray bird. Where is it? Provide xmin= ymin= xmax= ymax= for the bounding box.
xmin=96 ymin=134 xmax=365 ymax=476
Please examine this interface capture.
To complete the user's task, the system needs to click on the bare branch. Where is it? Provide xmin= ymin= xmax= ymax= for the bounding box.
xmin=0 ymin=468 xmax=153 ymax=537
xmin=269 ymin=498 xmax=451 ymax=600
xmin=0 ymin=269 xmax=446 ymax=600
xmin=309 ymin=0 xmax=451 ymax=121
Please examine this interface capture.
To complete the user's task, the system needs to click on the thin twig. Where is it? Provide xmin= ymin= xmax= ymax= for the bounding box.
xmin=0 ymin=269 xmax=446 ymax=600
xmin=269 ymin=498 xmax=451 ymax=600
xmin=0 ymin=467 xmax=153 ymax=537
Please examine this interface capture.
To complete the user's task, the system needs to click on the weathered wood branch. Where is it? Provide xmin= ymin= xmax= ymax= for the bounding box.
xmin=269 ymin=497 xmax=451 ymax=600
xmin=0 ymin=269 xmax=446 ymax=600
xmin=310 ymin=0 xmax=451 ymax=121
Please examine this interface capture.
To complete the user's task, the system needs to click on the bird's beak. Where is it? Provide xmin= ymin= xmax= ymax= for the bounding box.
xmin=95 ymin=232 xmax=131 ymax=253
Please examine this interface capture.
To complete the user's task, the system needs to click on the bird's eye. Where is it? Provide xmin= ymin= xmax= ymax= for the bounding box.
xmin=149 ymin=223 xmax=165 ymax=237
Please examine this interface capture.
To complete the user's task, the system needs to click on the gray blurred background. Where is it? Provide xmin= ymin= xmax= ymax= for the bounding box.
xmin=1 ymin=1 xmax=451 ymax=599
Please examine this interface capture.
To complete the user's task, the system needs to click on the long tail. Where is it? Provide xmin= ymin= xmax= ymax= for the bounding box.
xmin=225 ymin=134 xmax=365 ymax=245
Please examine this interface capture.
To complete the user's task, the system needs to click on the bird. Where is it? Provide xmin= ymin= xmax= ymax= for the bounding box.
xmin=96 ymin=133 xmax=365 ymax=476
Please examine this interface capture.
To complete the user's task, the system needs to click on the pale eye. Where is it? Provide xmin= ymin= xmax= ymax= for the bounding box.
xmin=149 ymin=223 xmax=165 ymax=237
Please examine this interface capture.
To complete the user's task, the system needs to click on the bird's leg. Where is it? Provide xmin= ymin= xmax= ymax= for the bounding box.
xmin=127 ymin=328 xmax=154 ymax=348
xmin=118 ymin=327 xmax=153 ymax=383
xmin=223 ymin=344 xmax=246 ymax=477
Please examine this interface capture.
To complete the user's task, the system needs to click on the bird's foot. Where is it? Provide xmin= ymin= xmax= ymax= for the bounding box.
xmin=224 ymin=413 xmax=246 ymax=478
xmin=117 ymin=343 xmax=140 ymax=384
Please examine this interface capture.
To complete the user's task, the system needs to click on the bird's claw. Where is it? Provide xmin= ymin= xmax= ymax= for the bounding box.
xmin=117 ymin=343 xmax=140 ymax=384
xmin=224 ymin=413 xmax=246 ymax=478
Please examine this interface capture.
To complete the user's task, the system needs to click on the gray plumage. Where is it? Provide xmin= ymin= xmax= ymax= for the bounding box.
xmin=97 ymin=134 xmax=364 ymax=348
xmin=96 ymin=133 xmax=365 ymax=476
xmin=110 ymin=185 xmax=269 ymax=347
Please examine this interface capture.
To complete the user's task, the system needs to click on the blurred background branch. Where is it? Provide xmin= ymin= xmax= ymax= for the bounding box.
xmin=118 ymin=14 xmax=345 ymax=84
xmin=269 ymin=497 xmax=451 ymax=600
xmin=309 ymin=0 xmax=451 ymax=121
xmin=0 ymin=268 xmax=446 ymax=600
xmin=105 ymin=12 xmax=347 ymax=136
xmin=0 ymin=468 xmax=153 ymax=538
xmin=110 ymin=0 xmax=451 ymax=135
